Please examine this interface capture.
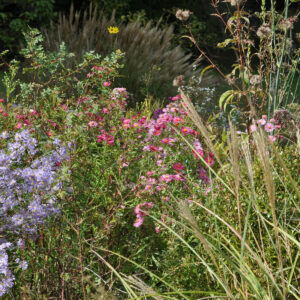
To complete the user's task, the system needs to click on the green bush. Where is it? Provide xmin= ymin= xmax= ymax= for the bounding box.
xmin=0 ymin=0 xmax=56 ymax=55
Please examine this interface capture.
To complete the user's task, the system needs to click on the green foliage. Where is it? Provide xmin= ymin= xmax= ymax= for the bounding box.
xmin=0 ymin=0 xmax=56 ymax=54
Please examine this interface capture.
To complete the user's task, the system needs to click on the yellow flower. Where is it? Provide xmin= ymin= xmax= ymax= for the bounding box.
xmin=108 ymin=26 xmax=119 ymax=34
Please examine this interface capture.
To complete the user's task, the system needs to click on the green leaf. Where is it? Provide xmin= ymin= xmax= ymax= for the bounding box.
xmin=200 ymin=65 xmax=214 ymax=79
xmin=217 ymin=38 xmax=234 ymax=48
xmin=219 ymin=90 xmax=235 ymax=111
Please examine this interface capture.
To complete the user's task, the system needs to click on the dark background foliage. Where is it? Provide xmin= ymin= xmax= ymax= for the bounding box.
xmin=0 ymin=0 xmax=299 ymax=65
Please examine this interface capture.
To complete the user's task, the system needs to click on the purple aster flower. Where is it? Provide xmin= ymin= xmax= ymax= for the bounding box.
xmin=18 ymin=261 xmax=28 ymax=271
xmin=0 ymin=132 xmax=10 ymax=139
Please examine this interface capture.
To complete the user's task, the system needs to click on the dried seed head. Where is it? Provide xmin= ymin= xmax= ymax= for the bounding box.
xmin=257 ymin=24 xmax=272 ymax=38
xmin=173 ymin=75 xmax=185 ymax=86
xmin=225 ymin=75 xmax=236 ymax=85
xmin=279 ymin=16 xmax=297 ymax=31
xmin=176 ymin=9 xmax=193 ymax=22
xmin=250 ymin=74 xmax=262 ymax=85
xmin=273 ymin=109 xmax=294 ymax=129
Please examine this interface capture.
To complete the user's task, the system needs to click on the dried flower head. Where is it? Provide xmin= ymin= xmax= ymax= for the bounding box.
xmin=257 ymin=24 xmax=272 ymax=38
xmin=225 ymin=75 xmax=236 ymax=85
xmin=279 ymin=16 xmax=297 ymax=31
xmin=175 ymin=9 xmax=193 ymax=22
xmin=273 ymin=109 xmax=294 ymax=129
xmin=173 ymin=75 xmax=185 ymax=87
xmin=250 ymin=74 xmax=262 ymax=85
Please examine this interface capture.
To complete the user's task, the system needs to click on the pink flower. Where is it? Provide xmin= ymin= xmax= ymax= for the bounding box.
xmin=133 ymin=202 xmax=154 ymax=227
xmin=205 ymin=186 xmax=211 ymax=195
xmin=122 ymin=123 xmax=130 ymax=129
xmin=156 ymin=185 xmax=164 ymax=191
xmin=171 ymin=94 xmax=181 ymax=101
xmin=88 ymin=121 xmax=98 ymax=127
xmin=172 ymin=174 xmax=182 ymax=181
xmin=143 ymin=202 xmax=154 ymax=208
xmin=162 ymin=196 xmax=169 ymax=202
xmin=155 ymin=226 xmax=160 ymax=234
xmin=161 ymin=138 xmax=172 ymax=144
xmin=192 ymin=149 xmax=204 ymax=158
xmin=147 ymin=178 xmax=156 ymax=184
xmin=197 ymin=167 xmax=210 ymax=183
xmin=205 ymin=155 xmax=214 ymax=166
xmin=47 ymin=130 xmax=54 ymax=138
xmin=180 ymin=127 xmax=192 ymax=135
xmin=107 ymin=136 xmax=115 ymax=145
xmin=150 ymin=145 xmax=158 ymax=152
xmin=173 ymin=116 xmax=184 ymax=125
xmin=173 ymin=162 xmax=184 ymax=171
xmin=262 ymin=115 xmax=267 ymax=120
xmin=159 ymin=174 xmax=172 ymax=183
xmin=103 ymin=81 xmax=111 ymax=87
xmin=123 ymin=118 xmax=131 ymax=124
xmin=102 ymin=108 xmax=110 ymax=114
xmin=134 ymin=217 xmax=144 ymax=228
xmin=15 ymin=123 xmax=23 ymax=129
xmin=144 ymin=184 xmax=153 ymax=191
xmin=264 ymin=122 xmax=275 ymax=133
xmin=153 ymin=129 xmax=162 ymax=136
xmin=97 ymin=134 xmax=106 ymax=142
xmin=157 ymin=160 xmax=163 ymax=166
xmin=268 ymin=136 xmax=276 ymax=143
xmin=250 ymin=124 xmax=257 ymax=132
xmin=257 ymin=119 xmax=266 ymax=126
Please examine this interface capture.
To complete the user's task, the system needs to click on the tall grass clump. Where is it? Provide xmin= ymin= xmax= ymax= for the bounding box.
xmin=42 ymin=4 xmax=198 ymax=102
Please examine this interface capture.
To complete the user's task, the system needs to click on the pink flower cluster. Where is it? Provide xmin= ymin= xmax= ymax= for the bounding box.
xmin=97 ymin=130 xmax=115 ymax=145
xmin=76 ymin=86 xmax=212 ymax=232
xmin=86 ymin=65 xmax=108 ymax=78
xmin=159 ymin=173 xmax=183 ymax=183
xmin=250 ymin=115 xmax=281 ymax=143
xmin=112 ymin=87 xmax=129 ymax=100
xmin=133 ymin=202 xmax=154 ymax=228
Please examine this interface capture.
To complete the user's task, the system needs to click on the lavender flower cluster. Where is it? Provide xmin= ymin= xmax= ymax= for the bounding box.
xmin=0 ymin=130 xmax=69 ymax=296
